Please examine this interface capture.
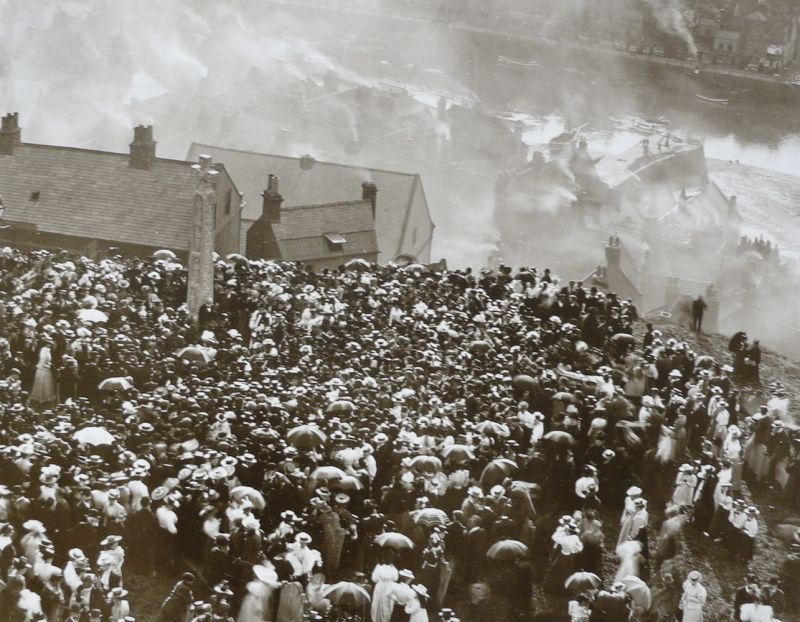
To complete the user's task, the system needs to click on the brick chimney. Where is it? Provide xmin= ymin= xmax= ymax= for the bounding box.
xmin=261 ymin=174 xmax=283 ymax=223
xmin=604 ymin=237 xmax=622 ymax=267
xmin=362 ymin=182 xmax=377 ymax=219
xmin=129 ymin=125 xmax=156 ymax=170
xmin=0 ymin=113 xmax=21 ymax=155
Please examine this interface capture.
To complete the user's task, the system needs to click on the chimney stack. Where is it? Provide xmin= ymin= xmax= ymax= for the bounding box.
xmin=604 ymin=236 xmax=621 ymax=267
xmin=362 ymin=182 xmax=378 ymax=219
xmin=0 ymin=113 xmax=21 ymax=155
xmin=129 ymin=125 xmax=156 ymax=170
xmin=262 ymin=174 xmax=283 ymax=223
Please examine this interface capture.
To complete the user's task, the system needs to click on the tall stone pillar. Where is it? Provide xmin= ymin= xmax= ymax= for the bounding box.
xmin=705 ymin=282 xmax=720 ymax=333
xmin=187 ymin=155 xmax=219 ymax=322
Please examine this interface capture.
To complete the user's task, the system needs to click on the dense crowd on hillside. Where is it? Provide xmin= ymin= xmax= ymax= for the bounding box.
xmin=0 ymin=246 xmax=799 ymax=622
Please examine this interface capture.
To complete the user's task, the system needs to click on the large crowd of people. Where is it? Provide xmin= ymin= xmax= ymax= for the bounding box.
xmin=0 ymin=246 xmax=798 ymax=622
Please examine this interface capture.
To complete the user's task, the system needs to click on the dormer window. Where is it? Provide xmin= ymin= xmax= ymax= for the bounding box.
xmin=324 ymin=233 xmax=346 ymax=251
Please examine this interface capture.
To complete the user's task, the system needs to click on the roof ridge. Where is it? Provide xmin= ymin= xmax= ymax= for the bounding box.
xmin=276 ymin=229 xmax=377 ymax=241
xmin=281 ymin=199 xmax=372 ymax=211
xmin=190 ymin=143 xmax=419 ymax=178
xmin=16 ymin=142 xmax=196 ymax=167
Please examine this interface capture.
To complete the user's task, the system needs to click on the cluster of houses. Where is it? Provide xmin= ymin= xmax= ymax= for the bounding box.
xmin=382 ymin=0 xmax=799 ymax=72
xmin=690 ymin=0 xmax=799 ymax=70
xmin=0 ymin=113 xmax=435 ymax=270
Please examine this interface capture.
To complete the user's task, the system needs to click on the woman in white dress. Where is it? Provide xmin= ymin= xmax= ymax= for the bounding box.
xmin=739 ymin=597 xmax=775 ymax=622
xmin=614 ymin=540 xmax=643 ymax=582
xmin=672 ymin=465 xmax=697 ymax=508
xmin=656 ymin=425 xmax=677 ymax=464
xmin=404 ymin=585 xmax=429 ymax=622
xmin=30 ymin=335 xmax=57 ymax=404
xmin=680 ymin=571 xmax=707 ymax=622
xmin=371 ymin=562 xmax=399 ymax=622
xmin=722 ymin=426 xmax=744 ymax=491
xmin=237 ymin=580 xmax=274 ymax=622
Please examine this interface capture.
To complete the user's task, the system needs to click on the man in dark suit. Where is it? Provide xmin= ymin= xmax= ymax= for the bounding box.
xmin=126 ymin=497 xmax=159 ymax=575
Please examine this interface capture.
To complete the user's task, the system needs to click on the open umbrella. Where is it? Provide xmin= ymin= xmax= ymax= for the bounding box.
xmin=322 ymin=582 xmax=371 ymax=606
xmin=287 ymin=425 xmax=327 ymax=449
xmin=440 ymin=444 xmax=475 ymax=463
xmin=226 ymin=253 xmax=249 ymax=265
xmin=611 ymin=333 xmax=636 ymax=345
xmin=333 ymin=475 xmax=364 ymax=492
xmin=622 ymin=575 xmax=651 ymax=610
xmin=543 ymin=431 xmax=577 ymax=447
xmin=344 ymin=258 xmax=372 ymax=271
xmin=474 ymin=421 xmax=510 ymax=437
xmin=411 ymin=508 xmax=449 ymax=527
xmin=511 ymin=374 xmax=537 ymax=392
xmin=253 ymin=565 xmax=279 ymax=585
xmin=73 ymin=427 xmax=115 ymax=446
xmin=309 ymin=466 xmax=347 ymax=483
xmin=77 ymin=309 xmax=108 ymax=324
xmin=326 ymin=400 xmax=356 ymax=414
xmin=98 ymin=377 xmax=133 ymax=392
xmin=565 ymin=571 xmax=601 ymax=593
xmin=469 ymin=340 xmax=492 ymax=355
xmin=480 ymin=458 xmax=518 ymax=486
xmin=153 ymin=249 xmax=176 ymax=260
xmin=230 ymin=486 xmax=266 ymax=510
xmin=552 ymin=391 xmax=575 ymax=402
xmin=447 ymin=273 xmax=470 ymax=287
xmin=774 ymin=523 xmax=800 ymax=545
xmin=375 ymin=532 xmax=414 ymax=550
xmin=403 ymin=263 xmax=429 ymax=274
xmin=409 ymin=456 xmax=443 ymax=472
xmin=176 ymin=346 xmax=213 ymax=366
xmin=486 ymin=540 xmax=528 ymax=562
xmin=694 ymin=355 xmax=716 ymax=369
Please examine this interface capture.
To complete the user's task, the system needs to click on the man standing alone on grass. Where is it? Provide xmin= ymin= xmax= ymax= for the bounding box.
xmin=692 ymin=296 xmax=707 ymax=333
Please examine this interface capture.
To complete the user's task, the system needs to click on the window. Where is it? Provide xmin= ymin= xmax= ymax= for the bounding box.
xmin=412 ymin=227 xmax=417 ymax=245
xmin=225 ymin=189 xmax=232 ymax=215
xmin=30 ymin=191 xmax=40 ymax=202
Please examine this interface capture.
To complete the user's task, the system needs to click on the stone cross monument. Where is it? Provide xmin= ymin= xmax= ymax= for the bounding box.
xmin=187 ymin=154 xmax=219 ymax=322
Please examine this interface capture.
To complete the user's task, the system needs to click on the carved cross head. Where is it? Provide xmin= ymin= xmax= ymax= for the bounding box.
xmin=191 ymin=154 xmax=220 ymax=189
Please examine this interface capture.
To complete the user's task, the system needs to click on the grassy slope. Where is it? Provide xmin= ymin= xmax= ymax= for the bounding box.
xmin=634 ymin=319 xmax=798 ymax=621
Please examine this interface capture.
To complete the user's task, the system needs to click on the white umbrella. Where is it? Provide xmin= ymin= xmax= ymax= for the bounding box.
xmin=77 ymin=309 xmax=108 ymax=323
xmin=73 ymin=427 xmax=115 ymax=446
xmin=231 ymin=486 xmax=266 ymax=510
xmin=98 ymin=377 xmax=133 ymax=392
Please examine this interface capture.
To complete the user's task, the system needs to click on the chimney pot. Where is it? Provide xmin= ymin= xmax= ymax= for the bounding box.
xmin=0 ymin=112 xmax=21 ymax=155
xmin=129 ymin=124 xmax=156 ymax=170
xmin=362 ymin=182 xmax=378 ymax=219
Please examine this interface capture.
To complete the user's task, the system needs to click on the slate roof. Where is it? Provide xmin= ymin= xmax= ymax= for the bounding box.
xmin=0 ymin=142 xmax=226 ymax=250
xmin=187 ymin=143 xmax=426 ymax=259
xmin=270 ymin=199 xmax=379 ymax=262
